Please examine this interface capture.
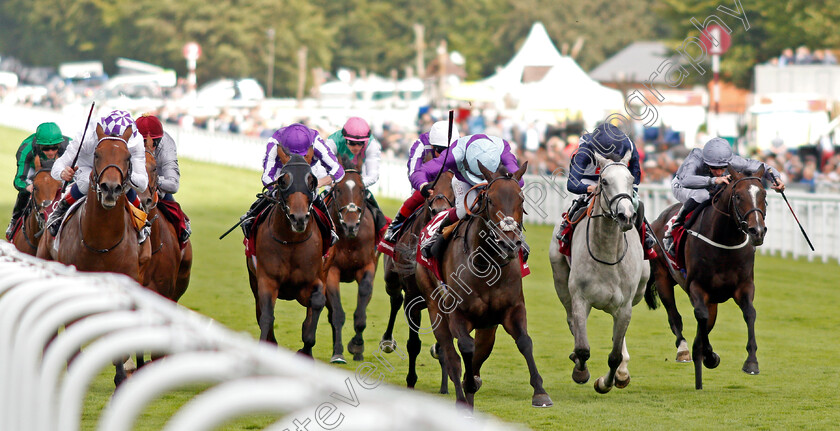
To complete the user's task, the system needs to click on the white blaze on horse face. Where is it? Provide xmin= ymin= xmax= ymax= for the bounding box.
xmin=345 ymin=179 xmax=356 ymax=194
xmin=748 ymin=184 xmax=760 ymax=209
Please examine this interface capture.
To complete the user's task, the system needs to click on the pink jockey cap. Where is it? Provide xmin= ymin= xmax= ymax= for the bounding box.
xmin=341 ymin=117 xmax=370 ymax=142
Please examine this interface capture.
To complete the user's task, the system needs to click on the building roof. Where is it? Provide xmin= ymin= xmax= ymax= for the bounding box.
xmin=589 ymin=41 xmax=677 ymax=84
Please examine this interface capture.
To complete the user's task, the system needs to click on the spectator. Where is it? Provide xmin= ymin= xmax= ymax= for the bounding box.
xmin=795 ymin=46 xmax=813 ymax=65
xmin=779 ymin=48 xmax=795 ymax=66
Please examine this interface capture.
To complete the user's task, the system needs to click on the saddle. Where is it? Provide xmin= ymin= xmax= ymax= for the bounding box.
xmin=377 ymin=205 xmax=424 ymax=257
xmin=663 ymin=210 xmax=694 ymax=274
xmin=557 ymin=197 xmax=591 ymax=257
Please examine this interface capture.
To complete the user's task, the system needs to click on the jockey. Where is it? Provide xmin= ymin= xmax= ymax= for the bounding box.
xmin=418 ymin=134 xmax=524 ymax=260
xmin=662 ymin=137 xmax=785 ymax=254
xmin=6 ymin=122 xmax=70 ymax=239
xmin=382 ymin=120 xmax=460 ymax=243
xmin=323 ymin=117 xmax=387 ymax=235
xmin=45 ymin=110 xmax=148 ymax=237
xmin=135 ymin=114 xmax=191 ymax=242
xmin=240 ymin=123 xmax=344 ymax=239
xmin=557 ymin=123 xmax=657 ymax=258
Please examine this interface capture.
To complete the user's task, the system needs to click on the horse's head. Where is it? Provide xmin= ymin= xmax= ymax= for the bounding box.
xmin=475 ymin=160 xmax=528 ymax=261
xmin=332 ymin=166 xmax=365 ymax=239
xmin=31 ymin=165 xmax=61 ymax=226
xmin=140 ymin=150 xmax=158 ymax=212
xmin=727 ymin=166 xmax=767 ymax=246
xmin=93 ymin=124 xmax=133 ymax=209
xmin=428 ymin=171 xmax=455 ymax=216
xmin=275 ymin=146 xmax=317 ymax=233
xmin=594 ymin=150 xmax=636 ymax=231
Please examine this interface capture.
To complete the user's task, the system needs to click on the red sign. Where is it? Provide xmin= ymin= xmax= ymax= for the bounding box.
xmin=699 ymin=24 xmax=731 ymax=55
xmin=183 ymin=42 xmax=201 ymax=60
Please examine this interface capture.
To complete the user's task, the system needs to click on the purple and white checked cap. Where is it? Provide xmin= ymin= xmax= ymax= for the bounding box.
xmin=99 ymin=110 xmax=138 ymax=138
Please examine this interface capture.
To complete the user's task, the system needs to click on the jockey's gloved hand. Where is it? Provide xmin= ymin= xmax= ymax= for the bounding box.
xmin=420 ymin=183 xmax=433 ymax=198
xmin=632 ymin=188 xmax=639 ymax=211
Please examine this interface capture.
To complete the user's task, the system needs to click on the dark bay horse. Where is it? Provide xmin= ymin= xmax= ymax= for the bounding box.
xmin=246 ymin=147 xmax=327 ymax=356
xmin=12 ymin=162 xmax=61 ymax=255
xmin=37 ymin=124 xmax=151 ymax=385
xmin=139 ymin=149 xmax=192 ymax=302
xmin=646 ymin=167 xmax=768 ymax=389
xmin=381 ymin=171 xmax=454 ymax=393
xmin=323 ymin=164 xmax=378 ymax=363
xmin=415 ymin=161 xmax=553 ymax=410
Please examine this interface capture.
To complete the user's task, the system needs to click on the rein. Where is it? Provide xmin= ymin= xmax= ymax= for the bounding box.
xmin=462 ymin=174 xmax=524 ymax=260
xmin=92 ymin=137 xmax=132 ymax=203
xmin=704 ymin=176 xmax=765 ymax=244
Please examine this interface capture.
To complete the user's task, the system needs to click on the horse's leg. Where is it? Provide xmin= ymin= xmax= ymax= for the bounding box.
xmin=425 ymin=298 xmax=466 ymax=407
xmin=450 ymin=316 xmax=477 ymax=409
xmin=257 ymin=279 xmax=279 ymax=344
xmin=569 ymin=292 xmax=592 ymax=384
xmin=381 ymin=265 xmax=403 ymax=353
xmin=324 ymin=267 xmax=346 ymax=363
xmin=703 ymin=303 xmax=721 ymax=369
xmin=688 ymin=282 xmax=711 ymax=390
xmin=174 ymin=241 xmax=192 ymax=301
xmin=594 ymin=305 xmax=632 ymax=394
xmin=502 ymin=304 xmax=553 ymax=407
xmin=615 ymin=338 xmax=631 ymax=388
xmin=471 ymin=326 xmax=497 ymax=395
xmin=247 ymin=263 xmax=262 ymax=336
xmin=348 ymin=263 xmax=375 ymax=361
xmin=300 ymin=280 xmax=326 ymax=357
xmin=113 ymin=356 xmax=127 ymax=387
xmin=404 ymin=295 xmax=422 ymax=389
xmin=734 ymin=282 xmax=759 ymax=375
xmin=655 ymin=267 xmax=689 ymax=362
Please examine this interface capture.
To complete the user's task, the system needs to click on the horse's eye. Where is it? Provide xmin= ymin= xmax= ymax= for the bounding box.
xmin=601 ymin=179 xmax=609 ymax=186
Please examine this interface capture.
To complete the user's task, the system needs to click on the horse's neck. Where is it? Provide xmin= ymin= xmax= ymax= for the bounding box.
xmin=24 ymin=208 xmax=39 ymax=241
xmin=702 ymin=199 xmax=744 ymax=242
xmin=83 ymin=193 xmax=127 ymax=239
xmin=148 ymin=207 xmax=163 ymax=245
xmin=466 ymin=215 xmax=515 ymax=268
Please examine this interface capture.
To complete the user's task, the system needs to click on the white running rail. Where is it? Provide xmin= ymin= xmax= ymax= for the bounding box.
xmin=0 ymin=242 xmax=516 ymax=431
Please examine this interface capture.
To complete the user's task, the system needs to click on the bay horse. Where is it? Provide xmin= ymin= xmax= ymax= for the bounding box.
xmin=646 ymin=167 xmax=768 ymax=389
xmin=36 ymin=124 xmax=151 ymax=385
xmin=246 ymin=147 xmax=327 ymax=356
xmin=322 ymin=161 xmax=378 ymax=363
xmin=12 ymin=160 xmax=61 ymax=255
xmin=381 ymin=171 xmax=454 ymax=393
xmin=549 ymin=151 xmax=650 ymax=393
xmin=415 ymin=161 xmax=553 ymax=410
xmin=138 ymin=148 xmax=192 ymax=302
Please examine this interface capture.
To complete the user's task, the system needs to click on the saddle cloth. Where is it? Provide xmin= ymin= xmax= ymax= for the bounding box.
xmin=663 ymin=212 xmax=693 ymax=274
xmin=416 ymin=211 xmax=530 ymax=282
xmin=157 ymin=199 xmax=190 ymax=250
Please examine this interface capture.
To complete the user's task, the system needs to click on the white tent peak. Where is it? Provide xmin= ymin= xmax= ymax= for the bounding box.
xmin=481 ymin=22 xmax=564 ymax=91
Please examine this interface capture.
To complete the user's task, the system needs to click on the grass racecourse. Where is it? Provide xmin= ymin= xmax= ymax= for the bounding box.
xmin=1 ymin=125 xmax=839 ymax=430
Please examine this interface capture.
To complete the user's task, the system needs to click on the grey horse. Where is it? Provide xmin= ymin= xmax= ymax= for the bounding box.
xmin=549 ymin=150 xmax=650 ymax=393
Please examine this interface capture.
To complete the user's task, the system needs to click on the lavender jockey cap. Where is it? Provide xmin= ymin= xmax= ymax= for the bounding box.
xmin=276 ymin=123 xmax=315 ymax=156
xmin=100 ymin=110 xmax=138 ymax=139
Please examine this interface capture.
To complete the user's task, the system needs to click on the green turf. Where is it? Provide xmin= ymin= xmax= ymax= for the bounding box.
xmin=1 ymin=125 xmax=838 ymax=430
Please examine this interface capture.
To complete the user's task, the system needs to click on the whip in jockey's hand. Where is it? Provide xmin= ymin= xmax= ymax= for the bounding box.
xmin=772 ymin=179 xmax=785 ymax=192
xmin=60 ymin=166 xmax=77 ymax=182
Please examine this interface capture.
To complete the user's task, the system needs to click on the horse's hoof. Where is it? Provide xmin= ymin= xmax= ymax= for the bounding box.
xmin=379 ymin=338 xmax=396 ymax=353
xmin=430 ymin=344 xmax=440 ymax=359
xmin=330 ymin=354 xmax=347 ymax=364
xmin=474 ymin=376 xmax=482 ymax=391
xmin=703 ymin=352 xmax=721 ymax=369
xmin=296 ymin=349 xmax=314 ymax=359
xmin=742 ymin=360 xmax=759 ymax=375
xmin=594 ymin=377 xmax=612 ymax=394
xmin=531 ymin=393 xmax=553 ymax=408
xmin=676 ymin=349 xmax=692 ymax=363
xmin=615 ymin=374 xmax=630 ymax=389
xmin=347 ymin=340 xmax=364 ymax=355
xmin=572 ymin=367 xmax=590 ymax=384
xmin=353 ymin=352 xmax=364 ymax=361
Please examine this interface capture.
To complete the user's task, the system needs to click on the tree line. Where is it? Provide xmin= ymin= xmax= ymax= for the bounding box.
xmin=1 ymin=0 xmax=833 ymax=96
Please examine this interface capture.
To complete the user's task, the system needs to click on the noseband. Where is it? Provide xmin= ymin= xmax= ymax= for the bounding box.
xmin=333 ymin=170 xmax=366 ymax=228
xmin=92 ymin=136 xmax=131 ymax=201
xmin=466 ymin=174 xmax=524 ymax=252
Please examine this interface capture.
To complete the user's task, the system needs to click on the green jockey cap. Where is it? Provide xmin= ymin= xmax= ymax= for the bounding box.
xmin=34 ymin=122 xmax=65 ymax=146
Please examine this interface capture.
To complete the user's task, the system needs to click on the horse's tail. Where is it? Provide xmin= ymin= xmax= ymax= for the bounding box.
xmin=644 ymin=262 xmax=659 ymax=310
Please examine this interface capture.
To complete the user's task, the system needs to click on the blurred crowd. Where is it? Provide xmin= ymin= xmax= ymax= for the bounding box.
xmin=768 ymin=46 xmax=838 ymax=66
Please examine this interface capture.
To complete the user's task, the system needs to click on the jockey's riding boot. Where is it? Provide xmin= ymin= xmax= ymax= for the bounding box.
xmin=383 ymin=213 xmax=407 ymax=243
xmin=179 ymin=219 xmax=192 ymax=242
xmin=556 ymin=196 xmax=586 ymax=243
xmin=47 ymin=199 xmax=72 ymax=237
xmin=138 ymin=220 xmax=151 ymax=243
xmin=6 ymin=213 xmax=21 ymax=239
xmin=240 ymin=216 xmax=254 ymax=238
xmin=421 ymin=217 xmax=456 ymax=260
xmin=522 ymin=239 xmax=531 ymax=263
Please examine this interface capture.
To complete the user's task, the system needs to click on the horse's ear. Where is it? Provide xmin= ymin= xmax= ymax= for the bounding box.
xmin=96 ymin=124 xmax=106 ymax=141
xmin=593 ymin=151 xmax=609 ymax=168
xmin=620 ymin=149 xmax=632 ymax=166
xmin=753 ymin=166 xmax=765 ymax=179
xmin=121 ymin=126 xmax=133 ymax=143
xmin=477 ymin=160 xmax=495 ymax=182
xmin=277 ymin=145 xmax=291 ymax=165
xmin=514 ymin=161 xmax=528 ymax=181
xmin=727 ymin=165 xmax=742 ymax=179
xmin=34 ymin=155 xmax=42 ymax=170
xmin=304 ymin=146 xmax=315 ymax=164
xmin=143 ymin=136 xmax=154 ymax=152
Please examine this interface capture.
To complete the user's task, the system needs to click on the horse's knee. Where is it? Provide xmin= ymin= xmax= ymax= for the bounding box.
xmin=515 ymin=334 xmax=534 ymax=354
xmin=310 ymin=287 xmax=326 ymax=310
xmin=457 ymin=338 xmax=475 ymax=355
xmin=407 ymin=335 xmax=421 ymax=356
xmin=608 ymin=351 xmax=623 ymax=370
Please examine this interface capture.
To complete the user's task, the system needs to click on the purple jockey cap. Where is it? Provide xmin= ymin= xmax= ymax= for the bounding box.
xmin=276 ymin=123 xmax=314 ymax=156
xmin=99 ymin=110 xmax=138 ymax=139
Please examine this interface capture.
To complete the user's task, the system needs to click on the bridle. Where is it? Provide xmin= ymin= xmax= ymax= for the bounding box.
xmin=91 ymin=136 xmax=131 ymax=204
xmin=465 ymin=173 xmax=524 ymax=254
xmin=331 ymin=169 xmax=366 ymax=229
xmin=585 ymin=161 xmax=634 ymax=266
xmin=711 ymin=176 xmax=766 ymax=235
xmin=264 ymin=160 xmax=315 ymax=225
